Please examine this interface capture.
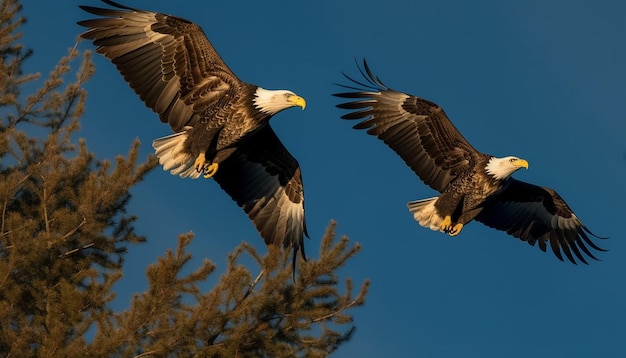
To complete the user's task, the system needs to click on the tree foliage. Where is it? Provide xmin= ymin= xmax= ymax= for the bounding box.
xmin=90 ymin=224 xmax=368 ymax=357
xmin=0 ymin=1 xmax=369 ymax=356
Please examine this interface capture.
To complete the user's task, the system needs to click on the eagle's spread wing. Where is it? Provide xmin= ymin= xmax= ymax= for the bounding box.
xmin=334 ymin=60 xmax=479 ymax=192
xmin=213 ymin=126 xmax=308 ymax=261
xmin=475 ymin=178 xmax=606 ymax=264
xmin=78 ymin=0 xmax=241 ymax=132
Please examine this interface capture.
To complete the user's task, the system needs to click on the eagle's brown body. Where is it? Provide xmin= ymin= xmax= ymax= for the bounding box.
xmin=433 ymin=154 xmax=502 ymax=227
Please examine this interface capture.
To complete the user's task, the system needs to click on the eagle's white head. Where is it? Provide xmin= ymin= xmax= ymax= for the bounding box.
xmin=485 ymin=156 xmax=529 ymax=180
xmin=253 ymin=88 xmax=306 ymax=115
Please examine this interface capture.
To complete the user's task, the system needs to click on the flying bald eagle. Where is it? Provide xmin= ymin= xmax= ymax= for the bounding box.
xmin=78 ymin=0 xmax=308 ymax=262
xmin=335 ymin=60 xmax=606 ymax=264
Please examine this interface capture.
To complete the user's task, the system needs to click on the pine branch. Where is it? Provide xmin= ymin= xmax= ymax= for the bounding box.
xmin=311 ymin=279 xmax=369 ymax=324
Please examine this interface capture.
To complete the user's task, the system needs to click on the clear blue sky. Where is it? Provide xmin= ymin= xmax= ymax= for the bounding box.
xmin=22 ymin=1 xmax=626 ymax=356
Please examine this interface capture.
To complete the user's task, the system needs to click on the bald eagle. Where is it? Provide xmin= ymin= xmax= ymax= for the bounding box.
xmin=78 ymin=0 xmax=308 ymax=262
xmin=335 ymin=60 xmax=606 ymax=264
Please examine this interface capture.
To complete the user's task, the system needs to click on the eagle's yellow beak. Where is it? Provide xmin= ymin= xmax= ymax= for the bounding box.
xmin=514 ymin=158 xmax=529 ymax=169
xmin=288 ymin=95 xmax=306 ymax=110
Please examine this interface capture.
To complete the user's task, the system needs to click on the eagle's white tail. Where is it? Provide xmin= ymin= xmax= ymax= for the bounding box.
xmin=407 ymin=197 xmax=443 ymax=232
xmin=152 ymin=131 xmax=200 ymax=179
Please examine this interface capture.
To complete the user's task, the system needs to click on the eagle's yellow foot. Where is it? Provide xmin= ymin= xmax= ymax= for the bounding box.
xmin=202 ymin=163 xmax=218 ymax=179
xmin=194 ymin=152 xmax=207 ymax=172
xmin=440 ymin=216 xmax=453 ymax=233
xmin=441 ymin=216 xmax=463 ymax=236
xmin=193 ymin=153 xmax=218 ymax=179
xmin=448 ymin=223 xmax=464 ymax=236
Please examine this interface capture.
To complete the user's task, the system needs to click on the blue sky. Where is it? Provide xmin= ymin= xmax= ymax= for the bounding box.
xmin=22 ymin=1 xmax=626 ymax=356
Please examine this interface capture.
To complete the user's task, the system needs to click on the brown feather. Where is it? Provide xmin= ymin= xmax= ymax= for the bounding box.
xmin=334 ymin=60 xmax=478 ymax=192
xmin=79 ymin=1 xmax=241 ymax=132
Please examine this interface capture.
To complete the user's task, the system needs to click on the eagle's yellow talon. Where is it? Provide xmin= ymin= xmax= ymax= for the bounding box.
xmin=193 ymin=153 xmax=218 ymax=178
xmin=449 ymin=223 xmax=464 ymax=236
xmin=440 ymin=216 xmax=452 ymax=232
xmin=203 ymin=163 xmax=219 ymax=179
xmin=194 ymin=152 xmax=207 ymax=172
xmin=440 ymin=216 xmax=463 ymax=236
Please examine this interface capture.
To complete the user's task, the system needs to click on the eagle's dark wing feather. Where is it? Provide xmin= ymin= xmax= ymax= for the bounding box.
xmin=476 ymin=178 xmax=606 ymax=264
xmin=213 ymin=126 xmax=308 ymax=262
xmin=78 ymin=0 xmax=241 ymax=132
xmin=334 ymin=60 xmax=479 ymax=192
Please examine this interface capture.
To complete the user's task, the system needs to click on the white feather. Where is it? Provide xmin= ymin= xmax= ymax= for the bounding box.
xmin=253 ymin=88 xmax=298 ymax=115
xmin=152 ymin=130 xmax=201 ymax=179
xmin=407 ymin=197 xmax=443 ymax=232
xmin=485 ymin=156 xmax=524 ymax=180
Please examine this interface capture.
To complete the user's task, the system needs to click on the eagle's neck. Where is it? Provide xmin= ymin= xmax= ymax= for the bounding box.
xmin=253 ymin=87 xmax=297 ymax=115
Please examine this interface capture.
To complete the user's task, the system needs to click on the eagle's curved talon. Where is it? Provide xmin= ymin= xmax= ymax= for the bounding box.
xmin=194 ymin=152 xmax=207 ymax=172
xmin=203 ymin=163 xmax=219 ymax=179
xmin=440 ymin=216 xmax=463 ymax=236
xmin=440 ymin=215 xmax=453 ymax=233
xmin=449 ymin=223 xmax=464 ymax=236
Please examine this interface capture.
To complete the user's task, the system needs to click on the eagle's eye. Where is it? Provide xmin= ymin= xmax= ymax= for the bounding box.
xmin=509 ymin=158 xmax=517 ymax=163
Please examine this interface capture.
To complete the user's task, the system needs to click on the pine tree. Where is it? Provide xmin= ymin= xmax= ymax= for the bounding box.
xmin=0 ymin=1 xmax=369 ymax=356
xmin=0 ymin=0 xmax=157 ymax=355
